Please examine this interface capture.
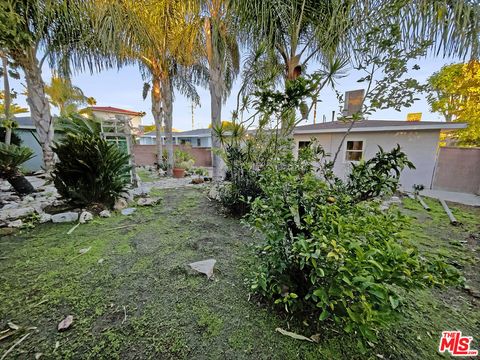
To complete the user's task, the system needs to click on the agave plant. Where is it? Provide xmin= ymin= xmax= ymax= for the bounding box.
xmin=52 ymin=116 xmax=131 ymax=208
xmin=0 ymin=143 xmax=35 ymax=194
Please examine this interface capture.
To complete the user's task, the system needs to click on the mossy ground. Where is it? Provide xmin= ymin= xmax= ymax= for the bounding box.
xmin=0 ymin=189 xmax=478 ymax=359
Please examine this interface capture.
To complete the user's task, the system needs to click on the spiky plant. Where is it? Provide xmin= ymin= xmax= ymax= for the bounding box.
xmin=0 ymin=143 xmax=35 ymax=194
xmin=52 ymin=116 xmax=131 ymax=208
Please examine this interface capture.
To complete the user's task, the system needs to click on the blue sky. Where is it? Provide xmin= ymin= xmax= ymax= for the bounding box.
xmin=5 ymin=54 xmax=458 ymax=130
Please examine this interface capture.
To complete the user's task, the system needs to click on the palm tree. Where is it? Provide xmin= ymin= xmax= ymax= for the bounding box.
xmin=45 ymin=75 xmax=95 ymax=117
xmin=232 ymin=0 xmax=480 ymax=96
xmin=202 ymin=0 xmax=240 ymax=180
xmin=232 ymin=0 xmax=353 ymax=83
xmin=0 ymin=0 xmax=148 ymax=172
xmin=124 ymin=0 xmax=204 ymax=175
xmin=0 ymin=143 xmax=35 ymax=194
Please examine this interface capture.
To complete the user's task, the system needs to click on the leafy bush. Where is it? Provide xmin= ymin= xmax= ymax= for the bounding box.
xmin=215 ymin=127 xmax=263 ymax=216
xmin=193 ymin=167 xmax=209 ymax=176
xmin=52 ymin=116 xmax=131 ymax=208
xmin=247 ymin=144 xmax=462 ymax=344
xmin=0 ymin=127 xmax=22 ymax=145
xmin=346 ymin=144 xmax=415 ymax=202
xmin=174 ymin=148 xmax=195 ymax=170
xmin=0 ymin=143 xmax=35 ymax=194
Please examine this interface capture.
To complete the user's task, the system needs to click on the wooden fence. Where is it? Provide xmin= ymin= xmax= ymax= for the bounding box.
xmin=134 ymin=145 xmax=212 ymax=167
xmin=432 ymin=146 xmax=480 ymax=194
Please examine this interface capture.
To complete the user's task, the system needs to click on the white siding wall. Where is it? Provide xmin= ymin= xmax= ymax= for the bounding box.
xmin=294 ymin=130 xmax=440 ymax=190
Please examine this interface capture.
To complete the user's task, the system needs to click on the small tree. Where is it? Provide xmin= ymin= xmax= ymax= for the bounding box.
xmin=45 ymin=75 xmax=96 ymax=117
xmin=427 ymin=61 xmax=480 ymax=146
xmin=0 ymin=143 xmax=35 ymax=194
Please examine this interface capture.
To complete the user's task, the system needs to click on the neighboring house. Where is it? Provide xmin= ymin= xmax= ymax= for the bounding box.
xmin=293 ymin=120 xmax=466 ymax=190
xmin=13 ymin=108 xmax=145 ymax=171
xmin=89 ymin=106 xmax=145 ymax=133
xmin=13 ymin=116 xmax=46 ymax=171
xmin=138 ymin=128 xmax=212 ymax=148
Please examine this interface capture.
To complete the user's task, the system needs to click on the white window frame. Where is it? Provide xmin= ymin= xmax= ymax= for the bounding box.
xmin=344 ymin=139 xmax=365 ymax=163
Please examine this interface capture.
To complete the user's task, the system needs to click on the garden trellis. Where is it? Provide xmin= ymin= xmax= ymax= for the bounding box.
xmin=100 ymin=115 xmax=137 ymax=186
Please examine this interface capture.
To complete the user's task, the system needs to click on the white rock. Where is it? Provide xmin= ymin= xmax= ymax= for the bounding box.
xmin=8 ymin=219 xmax=23 ymax=228
xmin=79 ymin=211 xmax=93 ymax=224
xmin=23 ymin=195 xmax=35 ymax=202
xmin=0 ymin=184 xmax=12 ymax=192
xmin=0 ymin=207 xmax=35 ymax=221
xmin=132 ymin=187 xmax=150 ymax=197
xmin=51 ymin=212 xmax=79 ymax=223
xmin=99 ymin=210 xmax=111 ymax=218
xmin=137 ymin=197 xmax=161 ymax=206
xmin=39 ymin=213 xmax=52 ymax=223
xmin=1 ymin=203 xmax=19 ymax=210
xmin=57 ymin=315 xmax=73 ymax=332
xmin=188 ymin=259 xmax=217 ymax=279
xmin=121 ymin=208 xmax=136 ymax=216
xmin=119 ymin=190 xmax=135 ymax=202
xmin=113 ymin=198 xmax=128 ymax=211
xmin=208 ymin=186 xmax=221 ymax=201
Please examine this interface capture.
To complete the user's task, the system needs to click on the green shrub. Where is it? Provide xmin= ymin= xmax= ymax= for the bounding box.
xmin=219 ymin=142 xmax=262 ymax=216
xmin=0 ymin=143 xmax=35 ymax=194
xmin=247 ymin=144 xmax=462 ymax=344
xmin=174 ymin=148 xmax=194 ymax=170
xmin=193 ymin=167 xmax=209 ymax=177
xmin=346 ymin=144 xmax=415 ymax=202
xmin=52 ymin=116 xmax=131 ymax=208
xmin=0 ymin=127 xmax=22 ymax=146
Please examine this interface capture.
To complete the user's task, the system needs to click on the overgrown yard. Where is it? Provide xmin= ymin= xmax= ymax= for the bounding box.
xmin=0 ymin=188 xmax=478 ymax=359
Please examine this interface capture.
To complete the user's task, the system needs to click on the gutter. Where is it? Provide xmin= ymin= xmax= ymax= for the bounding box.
xmin=293 ymin=123 xmax=467 ymax=135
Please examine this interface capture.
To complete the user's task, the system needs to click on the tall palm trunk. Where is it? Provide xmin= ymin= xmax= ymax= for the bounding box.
xmin=2 ymin=54 xmax=12 ymax=145
xmin=21 ymin=49 xmax=54 ymax=172
xmin=151 ymin=75 xmax=164 ymax=169
xmin=285 ymin=55 xmax=302 ymax=81
xmin=209 ymin=65 xmax=223 ymax=180
xmin=162 ymin=78 xmax=174 ymax=176
xmin=205 ymin=17 xmax=224 ymax=181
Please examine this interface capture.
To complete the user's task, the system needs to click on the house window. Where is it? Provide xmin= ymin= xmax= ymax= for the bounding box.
xmin=197 ymin=138 xmax=201 ymax=147
xmin=345 ymin=140 xmax=364 ymax=161
xmin=298 ymin=141 xmax=311 ymax=149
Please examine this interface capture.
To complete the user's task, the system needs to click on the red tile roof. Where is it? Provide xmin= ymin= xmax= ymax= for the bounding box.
xmin=90 ymin=106 xmax=145 ymax=116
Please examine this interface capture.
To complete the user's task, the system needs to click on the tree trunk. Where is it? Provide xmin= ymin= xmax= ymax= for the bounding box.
xmin=151 ymin=76 xmax=164 ymax=169
xmin=162 ymin=78 xmax=174 ymax=177
xmin=2 ymin=54 xmax=12 ymax=145
xmin=6 ymin=171 xmax=35 ymax=195
xmin=21 ymin=48 xmax=55 ymax=172
xmin=285 ymin=55 xmax=302 ymax=81
xmin=209 ymin=68 xmax=223 ymax=180
xmin=205 ymin=17 xmax=224 ymax=181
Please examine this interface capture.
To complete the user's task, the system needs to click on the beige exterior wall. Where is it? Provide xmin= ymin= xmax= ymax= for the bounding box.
xmin=92 ymin=111 xmax=143 ymax=129
xmin=293 ymin=129 xmax=441 ymax=190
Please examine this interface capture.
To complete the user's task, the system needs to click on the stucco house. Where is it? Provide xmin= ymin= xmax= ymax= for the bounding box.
xmin=89 ymin=106 xmax=145 ymax=132
xmin=139 ymin=128 xmax=211 ymax=148
xmin=293 ymin=120 xmax=466 ymax=190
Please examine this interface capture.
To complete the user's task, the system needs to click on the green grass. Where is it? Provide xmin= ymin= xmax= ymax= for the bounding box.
xmin=0 ymin=189 xmax=478 ymax=359
xmin=137 ymin=168 xmax=160 ymax=183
